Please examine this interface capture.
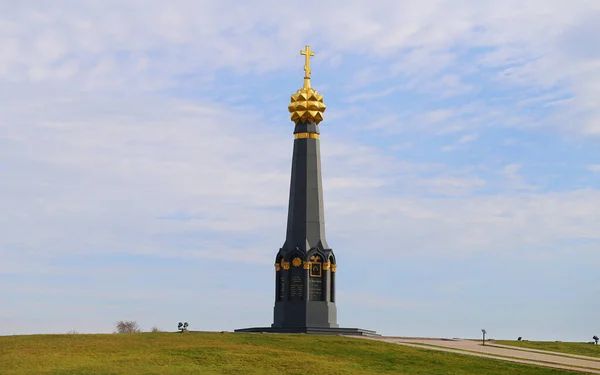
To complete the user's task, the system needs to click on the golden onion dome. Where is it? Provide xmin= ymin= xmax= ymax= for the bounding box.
xmin=288 ymin=45 xmax=326 ymax=125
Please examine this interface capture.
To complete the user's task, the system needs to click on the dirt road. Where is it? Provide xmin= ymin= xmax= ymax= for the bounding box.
xmin=364 ymin=337 xmax=600 ymax=374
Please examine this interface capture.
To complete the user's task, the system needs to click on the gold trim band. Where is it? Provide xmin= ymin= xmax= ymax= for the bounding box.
xmin=294 ymin=132 xmax=319 ymax=139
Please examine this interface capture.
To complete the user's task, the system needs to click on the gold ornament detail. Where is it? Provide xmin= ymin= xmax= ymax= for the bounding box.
xmin=294 ymin=132 xmax=319 ymax=139
xmin=288 ymin=45 xmax=326 ymax=125
xmin=303 ymin=261 xmax=311 ymax=270
xmin=275 ymin=263 xmax=281 ymax=271
xmin=282 ymin=261 xmax=290 ymax=270
xmin=292 ymin=257 xmax=302 ymax=267
xmin=331 ymin=264 xmax=337 ymax=272
xmin=323 ymin=261 xmax=331 ymax=271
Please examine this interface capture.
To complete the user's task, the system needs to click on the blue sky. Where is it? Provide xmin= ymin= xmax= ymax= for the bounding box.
xmin=1 ymin=0 xmax=600 ymax=341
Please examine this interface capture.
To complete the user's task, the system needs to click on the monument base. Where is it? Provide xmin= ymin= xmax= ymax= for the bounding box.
xmin=234 ymin=326 xmax=379 ymax=336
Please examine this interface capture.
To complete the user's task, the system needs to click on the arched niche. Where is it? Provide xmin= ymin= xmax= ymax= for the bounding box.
xmin=307 ymin=252 xmax=325 ymax=301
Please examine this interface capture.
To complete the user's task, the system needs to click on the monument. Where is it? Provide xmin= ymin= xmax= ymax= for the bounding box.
xmin=235 ymin=46 xmax=377 ymax=336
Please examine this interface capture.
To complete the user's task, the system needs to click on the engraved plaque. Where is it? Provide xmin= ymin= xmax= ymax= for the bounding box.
xmin=309 ymin=275 xmax=323 ymax=301
xmin=279 ymin=276 xmax=285 ymax=301
xmin=289 ymin=267 xmax=304 ymax=300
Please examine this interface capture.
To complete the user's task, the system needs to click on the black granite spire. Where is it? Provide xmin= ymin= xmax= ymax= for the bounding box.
xmin=272 ymin=118 xmax=338 ymax=329
xmin=283 ymin=121 xmax=328 ymax=254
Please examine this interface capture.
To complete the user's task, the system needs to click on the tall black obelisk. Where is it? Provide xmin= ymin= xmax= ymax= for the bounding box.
xmin=235 ymin=46 xmax=377 ymax=336
xmin=273 ymin=45 xmax=336 ymax=329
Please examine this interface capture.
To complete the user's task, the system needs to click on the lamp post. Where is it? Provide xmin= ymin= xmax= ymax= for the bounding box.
xmin=482 ymin=329 xmax=487 ymax=345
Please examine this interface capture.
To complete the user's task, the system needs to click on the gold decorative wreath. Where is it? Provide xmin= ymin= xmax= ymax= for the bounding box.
xmin=292 ymin=257 xmax=302 ymax=267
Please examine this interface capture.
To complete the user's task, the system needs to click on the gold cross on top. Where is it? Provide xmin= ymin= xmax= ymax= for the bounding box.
xmin=300 ymin=45 xmax=315 ymax=79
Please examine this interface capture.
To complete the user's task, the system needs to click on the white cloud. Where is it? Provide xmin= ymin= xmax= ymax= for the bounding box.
xmin=345 ymin=88 xmax=396 ymax=103
xmin=442 ymin=133 xmax=479 ymax=151
xmin=2 ymin=0 xmax=598 ymax=256
xmin=2 ymin=84 xmax=597 ymax=268
xmin=457 ymin=134 xmax=478 ymax=144
xmin=328 ymin=189 xmax=600 ymax=260
xmin=500 ymin=164 xmax=538 ymax=191
xmin=1 ymin=1 xmax=598 ymax=139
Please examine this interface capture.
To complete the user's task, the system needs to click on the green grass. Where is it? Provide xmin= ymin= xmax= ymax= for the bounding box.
xmin=495 ymin=340 xmax=600 ymax=359
xmin=0 ymin=332 xmax=585 ymax=375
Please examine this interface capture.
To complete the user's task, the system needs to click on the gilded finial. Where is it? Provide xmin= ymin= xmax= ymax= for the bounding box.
xmin=288 ymin=44 xmax=326 ymax=125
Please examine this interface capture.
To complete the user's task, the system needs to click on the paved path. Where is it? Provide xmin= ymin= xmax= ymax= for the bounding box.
xmin=361 ymin=337 xmax=600 ymax=374
xmin=484 ymin=343 xmax=600 ymax=361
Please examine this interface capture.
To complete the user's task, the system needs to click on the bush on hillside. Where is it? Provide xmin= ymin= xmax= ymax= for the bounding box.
xmin=115 ymin=320 xmax=141 ymax=334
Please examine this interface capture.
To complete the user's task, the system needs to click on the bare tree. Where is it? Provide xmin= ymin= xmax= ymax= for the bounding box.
xmin=115 ymin=320 xmax=141 ymax=334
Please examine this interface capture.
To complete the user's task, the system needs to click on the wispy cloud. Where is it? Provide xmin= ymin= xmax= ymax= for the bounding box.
xmin=588 ymin=165 xmax=600 ymax=172
xmin=345 ymin=87 xmax=395 ymax=103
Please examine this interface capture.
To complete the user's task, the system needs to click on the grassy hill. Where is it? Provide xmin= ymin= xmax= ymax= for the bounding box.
xmin=495 ymin=340 xmax=600 ymax=359
xmin=0 ymin=332 xmax=586 ymax=375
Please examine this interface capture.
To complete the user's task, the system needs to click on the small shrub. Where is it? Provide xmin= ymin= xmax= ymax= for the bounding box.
xmin=150 ymin=326 xmax=162 ymax=333
xmin=115 ymin=320 xmax=141 ymax=334
xmin=178 ymin=322 xmax=189 ymax=333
